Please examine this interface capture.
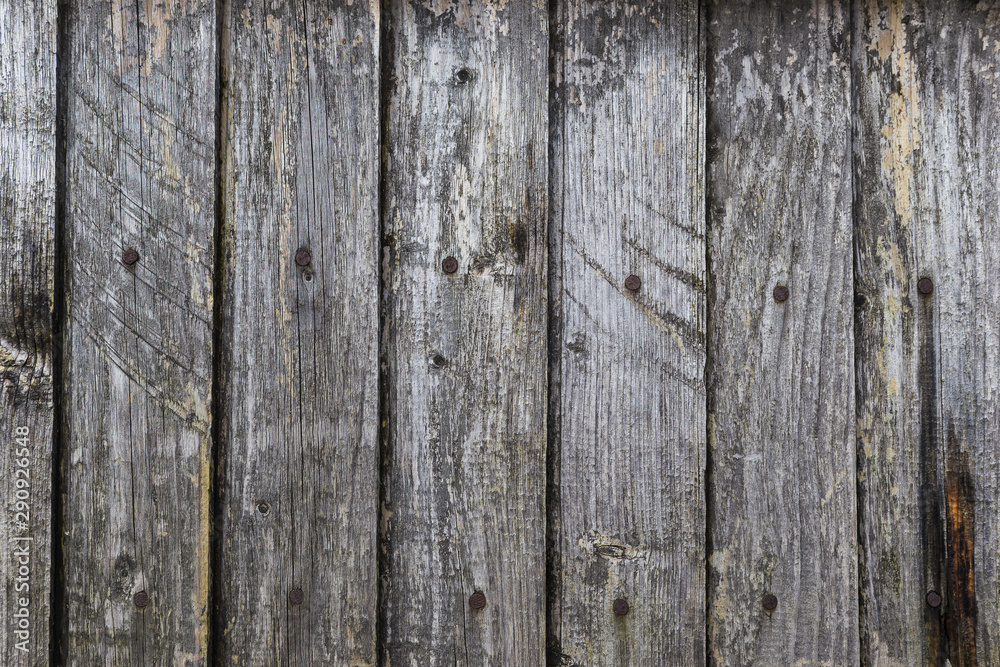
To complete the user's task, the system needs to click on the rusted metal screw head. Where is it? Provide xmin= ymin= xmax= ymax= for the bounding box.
xmin=257 ymin=501 xmax=269 ymax=515
xmin=468 ymin=590 xmax=486 ymax=610
xmin=918 ymin=277 xmax=934 ymax=295
xmin=625 ymin=275 xmax=641 ymax=292
xmin=133 ymin=591 xmax=149 ymax=609
xmin=122 ymin=247 xmax=140 ymax=266
xmin=295 ymin=248 xmax=312 ymax=267
xmin=926 ymin=590 xmax=942 ymax=608
xmin=773 ymin=285 xmax=790 ymax=303
xmin=442 ymin=256 xmax=459 ymax=274
xmin=613 ymin=598 xmax=630 ymax=616
xmin=289 ymin=588 xmax=304 ymax=605
xmin=762 ymin=593 xmax=778 ymax=611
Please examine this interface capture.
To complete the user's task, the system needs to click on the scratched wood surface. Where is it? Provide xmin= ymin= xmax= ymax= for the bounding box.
xmin=551 ymin=1 xmax=706 ymax=665
xmin=61 ymin=0 xmax=216 ymax=662
xmin=0 ymin=1 xmax=56 ymax=664
xmin=380 ymin=1 xmax=548 ymax=665
xmin=706 ymin=1 xmax=858 ymax=664
xmin=855 ymin=2 xmax=1000 ymax=664
xmin=215 ymin=1 xmax=380 ymax=664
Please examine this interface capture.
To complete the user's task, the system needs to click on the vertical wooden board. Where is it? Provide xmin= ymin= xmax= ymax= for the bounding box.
xmin=62 ymin=1 xmax=216 ymax=662
xmin=381 ymin=1 xmax=548 ymax=664
xmin=0 ymin=1 xmax=56 ymax=664
xmin=217 ymin=1 xmax=380 ymax=664
xmin=706 ymin=1 xmax=857 ymax=665
xmin=855 ymin=2 xmax=1000 ymax=664
xmin=553 ymin=1 xmax=705 ymax=665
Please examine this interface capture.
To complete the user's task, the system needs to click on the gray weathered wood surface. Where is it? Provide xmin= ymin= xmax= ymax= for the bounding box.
xmin=0 ymin=1 xmax=56 ymax=664
xmin=855 ymin=2 xmax=1000 ymax=664
xmin=61 ymin=0 xmax=216 ymax=662
xmin=552 ymin=1 xmax=706 ymax=665
xmin=216 ymin=0 xmax=380 ymax=664
xmin=706 ymin=1 xmax=858 ymax=664
xmin=380 ymin=1 xmax=548 ymax=664
xmin=9 ymin=0 xmax=1000 ymax=664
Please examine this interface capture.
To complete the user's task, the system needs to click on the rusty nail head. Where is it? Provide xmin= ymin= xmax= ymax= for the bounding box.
xmin=469 ymin=591 xmax=486 ymax=610
xmin=613 ymin=598 xmax=630 ymax=616
xmin=133 ymin=591 xmax=149 ymax=609
xmin=123 ymin=247 xmax=140 ymax=266
xmin=927 ymin=591 xmax=942 ymax=608
xmin=773 ymin=285 xmax=789 ymax=303
xmin=295 ymin=248 xmax=311 ymax=267
xmin=918 ymin=277 xmax=934 ymax=295
xmin=289 ymin=588 xmax=304 ymax=605
xmin=625 ymin=275 xmax=641 ymax=292
xmin=762 ymin=593 xmax=778 ymax=611
xmin=442 ymin=256 xmax=459 ymax=274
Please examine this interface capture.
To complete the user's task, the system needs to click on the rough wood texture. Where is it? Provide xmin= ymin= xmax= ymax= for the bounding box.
xmin=380 ymin=1 xmax=548 ymax=664
xmin=552 ymin=1 xmax=706 ymax=665
xmin=216 ymin=1 xmax=380 ymax=664
xmin=706 ymin=1 xmax=858 ymax=664
xmin=855 ymin=2 xmax=1000 ymax=664
xmin=62 ymin=1 xmax=216 ymax=662
xmin=0 ymin=1 xmax=56 ymax=664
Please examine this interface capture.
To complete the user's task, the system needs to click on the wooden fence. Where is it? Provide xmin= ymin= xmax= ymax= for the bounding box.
xmin=2 ymin=0 xmax=999 ymax=665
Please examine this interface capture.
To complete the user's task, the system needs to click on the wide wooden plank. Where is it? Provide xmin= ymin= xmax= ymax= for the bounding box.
xmin=0 ymin=1 xmax=56 ymax=664
xmin=552 ymin=1 xmax=706 ymax=665
xmin=706 ymin=1 xmax=858 ymax=664
xmin=62 ymin=1 xmax=216 ymax=661
xmin=855 ymin=2 xmax=1000 ymax=664
xmin=380 ymin=1 xmax=548 ymax=664
xmin=216 ymin=1 xmax=380 ymax=664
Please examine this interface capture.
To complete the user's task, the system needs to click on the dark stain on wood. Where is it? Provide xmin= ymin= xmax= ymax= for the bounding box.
xmin=945 ymin=432 xmax=977 ymax=667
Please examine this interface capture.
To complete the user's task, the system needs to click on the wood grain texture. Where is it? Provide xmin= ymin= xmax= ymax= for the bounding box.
xmin=216 ymin=1 xmax=380 ymax=665
xmin=855 ymin=2 xmax=1000 ymax=664
xmin=552 ymin=1 xmax=706 ymax=665
xmin=380 ymin=1 xmax=548 ymax=664
xmin=706 ymin=1 xmax=858 ymax=664
xmin=61 ymin=0 xmax=216 ymax=662
xmin=0 ymin=1 xmax=56 ymax=664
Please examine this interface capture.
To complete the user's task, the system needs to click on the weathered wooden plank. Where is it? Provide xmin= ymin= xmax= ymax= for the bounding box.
xmin=855 ymin=2 xmax=1000 ymax=664
xmin=216 ymin=1 xmax=380 ymax=664
xmin=552 ymin=1 xmax=706 ymax=665
xmin=62 ymin=1 xmax=216 ymax=661
xmin=0 ymin=1 xmax=56 ymax=664
xmin=706 ymin=1 xmax=858 ymax=664
xmin=380 ymin=1 xmax=548 ymax=664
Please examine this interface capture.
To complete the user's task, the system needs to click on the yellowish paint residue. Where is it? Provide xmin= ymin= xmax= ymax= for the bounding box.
xmin=871 ymin=0 xmax=921 ymax=228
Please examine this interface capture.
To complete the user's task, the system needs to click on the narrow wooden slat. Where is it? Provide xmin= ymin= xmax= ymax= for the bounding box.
xmin=855 ymin=2 xmax=1000 ymax=663
xmin=552 ymin=1 xmax=706 ymax=664
xmin=217 ymin=1 xmax=380 ymax=664
xmin=62 ymin=1 xmax=216 ymax=661
xmin=706 ymin=1 xmax=858 ymax=664
xmin=0 ymin=1 xmax=56 ymax=664
xmin=381 ymin=1 xmax=548 ymax=664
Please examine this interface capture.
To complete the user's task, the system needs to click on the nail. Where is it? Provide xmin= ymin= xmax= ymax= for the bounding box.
xmin=295 ymin=248 xmax=312 ymax=267
xmin=455 ymin=68 xmax=474 ymax=84
xmin=468 ymin=590 xmax=486 ymax=610
xmin=133 ymin=591 xmax=149 ymax=609
xmin=918 ymin=277 xmax=934 ymax=295
xmin=257 ymin=502 xmax=269 ymax=515
xmin=762 ymin=593 xmax=778 ymax=611
xmin=289 ymin=588 xmax=304 ymax=605
xmin=773 ymin=285 xmax=789 ymax=303
xmin=122 ymin=247 xmax=140 ymax=266
xmin=613 ymin=598 xmax=630 ymax=616
xmin=442 ymin=256 xmax=459 ymax=274
xmin=625 ymin=275 xmax=641 ymax=292
xmin=927 ymin=590 xmax=942 ymax=608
